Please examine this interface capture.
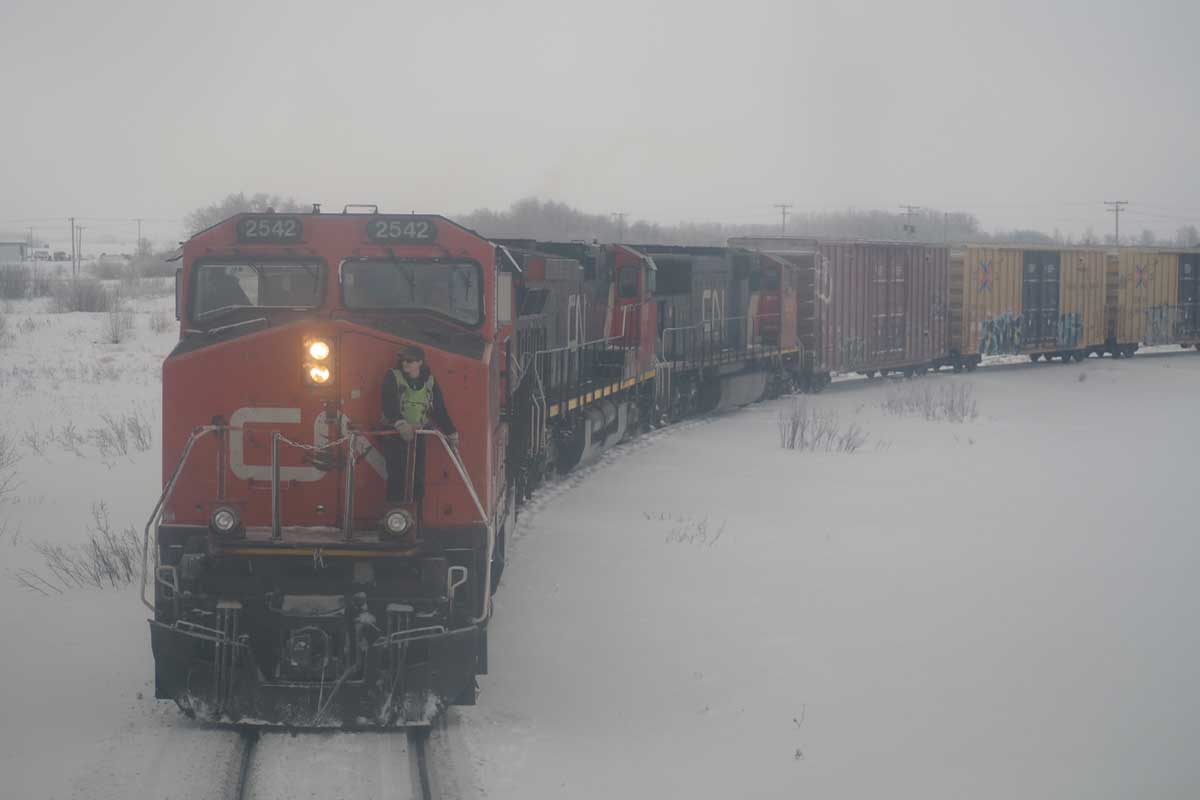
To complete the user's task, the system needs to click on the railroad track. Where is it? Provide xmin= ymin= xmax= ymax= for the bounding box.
xmin=229 ymin=726 xmax=436 ymax=800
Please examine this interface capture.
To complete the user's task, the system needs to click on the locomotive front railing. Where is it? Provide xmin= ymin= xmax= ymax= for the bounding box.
xmin=141 ymin=423 xmax=496 ymax=624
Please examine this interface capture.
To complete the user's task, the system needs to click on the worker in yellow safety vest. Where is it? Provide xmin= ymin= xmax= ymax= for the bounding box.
xmin=380 ymin=344 xmax=458 ymax=503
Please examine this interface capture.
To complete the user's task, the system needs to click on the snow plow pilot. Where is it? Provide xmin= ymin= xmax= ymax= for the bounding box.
xmin=379 ymin=344 xmax=458 ymax=503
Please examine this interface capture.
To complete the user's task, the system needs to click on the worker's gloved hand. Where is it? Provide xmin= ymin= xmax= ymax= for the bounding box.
xmin=393 ymin=420 xmax=415 ymax=442
xmin=447 ymin=432 xmax=460 ymax=452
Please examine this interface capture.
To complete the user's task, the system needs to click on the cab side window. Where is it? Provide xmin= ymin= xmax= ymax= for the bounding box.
xmin=619 ymin=267 xmax=639 ymax=299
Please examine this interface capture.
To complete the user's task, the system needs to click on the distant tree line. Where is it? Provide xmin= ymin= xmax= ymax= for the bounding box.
xmin=183 ymin=194 xmax=1200 ymax=248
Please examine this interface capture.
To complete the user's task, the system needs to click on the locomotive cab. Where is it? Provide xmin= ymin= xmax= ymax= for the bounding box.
xmin=145 ymin=209 xmax=513 ymax=727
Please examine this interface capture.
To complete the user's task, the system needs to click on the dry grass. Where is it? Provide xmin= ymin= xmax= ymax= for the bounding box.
xmin=14 ymin=503 xmax=141 ymax=593
xmin=88 ymin=411 xmax=153 ymax=457
xmin=50 ymin=277 xmax=114 ymax=313
xmin=778 ymin=402 xmax=869 ymax=453
xmin=0 ymin=429 xmax=20 ymax=500
xmin=148 ymin=309 xmax=173 ymax=333
xmin=102 ymin=299 xmax=136 ymax=344
xmin=881 ymin=382 xmax=979 ymax=423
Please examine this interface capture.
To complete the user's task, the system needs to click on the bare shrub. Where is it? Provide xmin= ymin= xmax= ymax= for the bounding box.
xmin=148 ymin=309 xmax=173 ymax=333
xmin=50 ymin=277 xmax=113 ymax=313
xmin=29 ymin=267 xmax=53 ymax=297
xmin=102 ymin=298 xmax=136 ymax=343
xmin=89 ymin=411 xmax=152 ymax=457
xmin=90 ymin=258 xmax=127 ymax=280
xmin=52 ymin=422 xmax=86 ymax=457
xmin=21 ymin=425 xmax=47 ymax=457
xmin=881 ymin=382 xmax=978 ymax=423
xmin=778 ymin=402 xmax=869 ymax=453
xmin=0 ymin=429 xmax=20 ymax=500
xmin=25 ymin=503 xmax=141 ymax=590
xmin=0 ymin=311 xmax=10 ymax=347
xmin=17 ymin=316 xmax=38 ymax=333
xmin=0 ymin=265 xmax=31 ymax=299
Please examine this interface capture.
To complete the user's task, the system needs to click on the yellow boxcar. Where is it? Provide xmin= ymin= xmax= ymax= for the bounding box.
xmin=1109 ymin=249 xmax=1200 ymax=349
xmin=950 ymin=245 xmax=1107 ymax=361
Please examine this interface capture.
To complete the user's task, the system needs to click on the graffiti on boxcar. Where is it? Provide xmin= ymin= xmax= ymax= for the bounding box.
xmin=816 ymin=256 xmax=832 ymax=305
xmin=1135 ymin=264 xmax=1149 ymax=289
xmin=839 ymin=336 xmax=866 ymax=369
xmin=977 ymin=259 xmax=992 ymax=293
xmin=931 ymin=291 xmax=947 ymax=322
xmin=1145 ymin=305 xmax=1177 ymax=344
xmin=979 ymin=312 xmax=1022 ymax=355
xmin=1057 ymin=312 xmax=1082 ymax=347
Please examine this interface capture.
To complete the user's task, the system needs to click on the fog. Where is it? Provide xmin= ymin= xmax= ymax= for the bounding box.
xmin=1 ymin=0 xmax=1196 ymax=242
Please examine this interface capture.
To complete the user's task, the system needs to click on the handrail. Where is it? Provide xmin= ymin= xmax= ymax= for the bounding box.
xmin=140 ymin=424 xmax=222 ymax=610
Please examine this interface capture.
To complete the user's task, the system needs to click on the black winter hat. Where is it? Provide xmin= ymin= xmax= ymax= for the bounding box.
xmin=398 ymin=344 xmax=425 ymax=363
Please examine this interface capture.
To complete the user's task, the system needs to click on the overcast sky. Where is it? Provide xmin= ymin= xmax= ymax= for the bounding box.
xmin=1 ymin=0 xmax=1197 ymax=245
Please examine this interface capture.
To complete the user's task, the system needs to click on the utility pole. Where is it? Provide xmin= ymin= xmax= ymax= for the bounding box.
xmin=773 ymin=203 xmax=792 ymax=234
xmin=136 ymin=218 xmax=143 ymax=255
xmin=69 ymin=217 xmax=76 ymax=275
xmin=900 ymin=205 xmax=922 ymax=238
xmin=610 ymin=212 xmax=627 ymax=243
xmin=1104 ymin=201 xmax=1128 ymax=245
xmin=76 ymin=226 xmax=85 ymax=273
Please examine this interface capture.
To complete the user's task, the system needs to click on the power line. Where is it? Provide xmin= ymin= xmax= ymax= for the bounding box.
xmin=610 ymin=212 xmax=627 ymax=242
xmin=899 ymin=204 xmax=922 ymax=237
xmin=1104 ymin=200 xmax=1128 ymax=244
xmin=773 ymin=203 xmax=792 ymax=234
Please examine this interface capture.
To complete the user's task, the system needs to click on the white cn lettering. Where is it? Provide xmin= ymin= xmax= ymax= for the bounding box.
xmin=229 ymin=407 xmax=388 ymax=482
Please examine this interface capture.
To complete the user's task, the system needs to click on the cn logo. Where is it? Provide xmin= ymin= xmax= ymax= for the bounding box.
xmin=228 ymin=407 xmax=387 ymax=482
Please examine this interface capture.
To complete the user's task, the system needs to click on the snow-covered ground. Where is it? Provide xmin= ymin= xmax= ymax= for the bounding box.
xmin=458 ymin=349 xmax=1200 ymax=799
xmin=1 ymin=293 xmax=1197 ymax=798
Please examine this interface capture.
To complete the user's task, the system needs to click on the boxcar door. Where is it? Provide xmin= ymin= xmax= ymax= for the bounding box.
xmin=871 ymin=256 xmax=888 ymax=365
xmin=1022 ymin=252 xmax=1044 ymax=347
xmin=1179 ymin=254 xmax=1199 ymax=339
xmin=1041 ymin=251 xmax=1061 ymax=348
xmin=890 ymin=249 xmax=908 ymax=359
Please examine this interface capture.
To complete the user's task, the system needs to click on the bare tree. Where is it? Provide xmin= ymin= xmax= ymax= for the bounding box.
xmin=185 ymin=192 xmax=305 ymax=235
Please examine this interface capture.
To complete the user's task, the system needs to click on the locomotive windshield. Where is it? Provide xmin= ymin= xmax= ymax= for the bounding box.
xmin=342 ymin=259 xmax=483 ymax=326
xmin=192 ymin=260 xmax=325 ymax=319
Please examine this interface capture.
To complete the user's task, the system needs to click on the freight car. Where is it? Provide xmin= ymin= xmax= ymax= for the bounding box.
xmin=1107 ymin=248 xmax=1200 ymax=353
xmin=948 ymin=245 xmax=1200 ymax=363
xmin=730 ymin=237 xmax=952 ymax=380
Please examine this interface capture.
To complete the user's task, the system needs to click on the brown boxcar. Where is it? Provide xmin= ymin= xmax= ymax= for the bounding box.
xmin=950 ymin=245 xmax=1107 ymax=362
xmin=814 ymin=241 xmax=950 ymax=375
xmin=730 ymin=237 xmax=950 ymax=379
xmin=1108 ymin=249 xmax=1200 ymax=350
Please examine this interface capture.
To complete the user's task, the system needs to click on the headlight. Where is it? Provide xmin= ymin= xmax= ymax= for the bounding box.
xmin=381 ymin=508 xmax=414 ymax=538
xmin=210 ymin=506 xmax=242 ymax=536
xmin=308 ymin=365 xmax=331 ymax=384
xmin=307 ymin=340 xmax=330 ymax=360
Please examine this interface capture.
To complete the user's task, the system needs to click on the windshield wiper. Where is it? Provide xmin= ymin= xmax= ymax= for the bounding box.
xmin=195 ymin=304 xmax=253 ymax=321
